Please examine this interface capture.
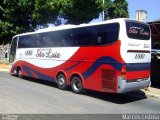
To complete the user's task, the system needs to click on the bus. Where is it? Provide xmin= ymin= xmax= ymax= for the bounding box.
xmin=9 ymin=18 xmax=151 ymax=94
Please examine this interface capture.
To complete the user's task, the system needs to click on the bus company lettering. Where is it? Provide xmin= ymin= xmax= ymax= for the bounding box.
xmin=36 ymin=49 xmax=61 ymax=58
xmin=139 ymin=28 xmax=149 ymax=36
xmin=128 ymin=26 xmax=149 ymax=36
xmin=128 ymin=27 xmax=138 ymax=34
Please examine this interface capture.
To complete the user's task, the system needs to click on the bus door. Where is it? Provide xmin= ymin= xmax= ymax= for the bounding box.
xmin=9 ymin=37 xmax=18 ymax=63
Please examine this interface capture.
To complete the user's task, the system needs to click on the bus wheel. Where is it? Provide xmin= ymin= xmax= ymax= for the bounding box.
xmin=57 ymin=74 xmax=67 ymax=90
xmin=71 ymin=76 xmax=83 ymax=94
xmin=17 ymin=67 xmax=23 ymax=78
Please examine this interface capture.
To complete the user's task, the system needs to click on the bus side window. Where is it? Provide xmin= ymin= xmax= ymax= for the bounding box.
xmin=19 ymin=35 xmax=32 ymax=48
xmin=19 ymin=36 xmax=26 ymax=48
xmin=25 ymin=36 xmax=32 ymax=47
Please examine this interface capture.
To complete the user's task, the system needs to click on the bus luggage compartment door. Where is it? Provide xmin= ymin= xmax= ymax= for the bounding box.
xmin=101 ymin=68 xmax=116 ymax=92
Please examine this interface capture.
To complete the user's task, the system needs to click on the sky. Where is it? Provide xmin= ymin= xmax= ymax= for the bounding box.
xmin=92 ymin=0 xmax=160 ymax=23
xmin=49 ymin=0 xmax=159 ymax=27
xmin=127 ymin=0 xmax=160 ymax=22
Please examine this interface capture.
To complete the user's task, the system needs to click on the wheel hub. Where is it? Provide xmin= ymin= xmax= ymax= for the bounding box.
xmin=59 ymin=78 xmax=65 ymax=86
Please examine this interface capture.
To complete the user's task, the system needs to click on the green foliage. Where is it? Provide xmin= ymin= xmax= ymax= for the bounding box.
xmin=0 ymin=22 xmax=14 ymax=44
xmin=0 ymin=0 xmax=35 ymax=44
xmin=32 ymin=0 xmax=60 ymax=26
xmin=106 ymin=0 xmax=129 ymax=19
xmin=0 ymin=0 xmax=129 ymax=44
xmin=32 ymin=0 xmax=104 ymax=25
xmin=59 ymin=0 xmax=103 ymax=24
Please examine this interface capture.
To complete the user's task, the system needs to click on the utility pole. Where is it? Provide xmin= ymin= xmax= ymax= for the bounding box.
xmin=102 ymin=0 xmax=104 ymax=21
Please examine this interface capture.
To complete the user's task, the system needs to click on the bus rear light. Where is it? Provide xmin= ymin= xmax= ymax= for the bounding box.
xmin=121 ymin=66 xmax=126 ymax=79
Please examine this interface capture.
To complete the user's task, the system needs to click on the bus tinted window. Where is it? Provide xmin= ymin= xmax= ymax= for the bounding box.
xmin=126 ymin=21 xmax=150 ymax=40
xmin=72 ymin=23 xmax=119 ymax=46
xmin=18 ymin=23 xmax=119 ymax=48
xmin=19 ymin=35 xmax=32 ymax=48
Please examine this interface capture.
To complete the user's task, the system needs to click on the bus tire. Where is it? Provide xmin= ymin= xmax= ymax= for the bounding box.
xmin=17 ymin=67 xmax=23 ymax=78
xmin=57 ymin=74 xmax=67 ymax=90
xmin=71 ymin=76 xmax=83 ymax=94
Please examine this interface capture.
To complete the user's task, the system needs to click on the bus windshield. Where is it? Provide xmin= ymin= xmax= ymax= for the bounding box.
xmin=126 ymin=21 xmax=150 ymax=40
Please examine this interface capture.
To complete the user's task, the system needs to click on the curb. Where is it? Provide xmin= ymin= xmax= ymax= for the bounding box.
xmin=0 ymin=68 xmax=9 ymax=72
xmin=0 ymin=64 xmax=10 ymax=72
xmin=141 ymin=88 xmax=160 ymax=98
xmin=145 ymin=92 xmax=160 ymax=98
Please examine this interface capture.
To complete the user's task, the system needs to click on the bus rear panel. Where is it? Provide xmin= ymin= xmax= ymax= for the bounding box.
xmin=118 ymin=20 xmax=151 ymax=93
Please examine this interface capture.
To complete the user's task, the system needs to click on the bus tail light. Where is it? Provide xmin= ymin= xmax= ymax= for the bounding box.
xmin=121 ymin=66 xmax=126 ymax=79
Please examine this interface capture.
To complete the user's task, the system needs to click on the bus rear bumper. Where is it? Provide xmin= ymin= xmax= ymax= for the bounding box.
xmin=118 ymin=76 xmax=151 ymax=93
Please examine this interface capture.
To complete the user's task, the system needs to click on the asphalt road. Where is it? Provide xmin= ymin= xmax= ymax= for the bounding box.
xmin=0 ymin=72 xmax=160 ymax=114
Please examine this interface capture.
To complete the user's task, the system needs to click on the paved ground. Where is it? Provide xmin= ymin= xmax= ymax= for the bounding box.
xmin=1 ymin=63 xmax=160 ymax=98
xmin=0 ymin=72 xmax=160 ymax=114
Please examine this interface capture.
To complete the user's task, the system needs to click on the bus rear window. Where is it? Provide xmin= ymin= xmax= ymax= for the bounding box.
xmin=126 ymin=21 xmax=150 ymax=40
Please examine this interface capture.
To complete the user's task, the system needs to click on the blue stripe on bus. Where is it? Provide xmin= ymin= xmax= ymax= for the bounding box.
xmin=22 ymin=65 xmax=55 ymax=82
xmin=21 ymin=58 xmax=150 ymax=81
xmin=65 ymin=60 xmax=82 ymax=71
xmin=82 ymin=56 xmax=150 ymax=80
xmin=82 ymin=56 xmax=124 ymax=79
xmin=22 ymin=66 xmax=34 ymax=78
xmin=126 ymin=63 xmax=150 ymax=71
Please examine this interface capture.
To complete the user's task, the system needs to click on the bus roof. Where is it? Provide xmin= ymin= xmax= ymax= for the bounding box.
xmin=13 ymin=18 xmax=137 ymax=38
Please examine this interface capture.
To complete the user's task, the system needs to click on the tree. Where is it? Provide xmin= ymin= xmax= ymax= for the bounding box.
xmin=59 ymin=0 xmax=103 ymax=24
xmin=32 ymin=0 xmax=60 ymax=27
xmin=0 ymin=0 xmax=129 ymax=44
xmin=0 ymin=0 xmax=36 ymax=44
xmin=105 ymin=0 xmax=129 ymax=19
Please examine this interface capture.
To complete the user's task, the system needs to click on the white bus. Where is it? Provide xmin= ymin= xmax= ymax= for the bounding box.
xmin=9 ymin=18 xmax=151 ymax=93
